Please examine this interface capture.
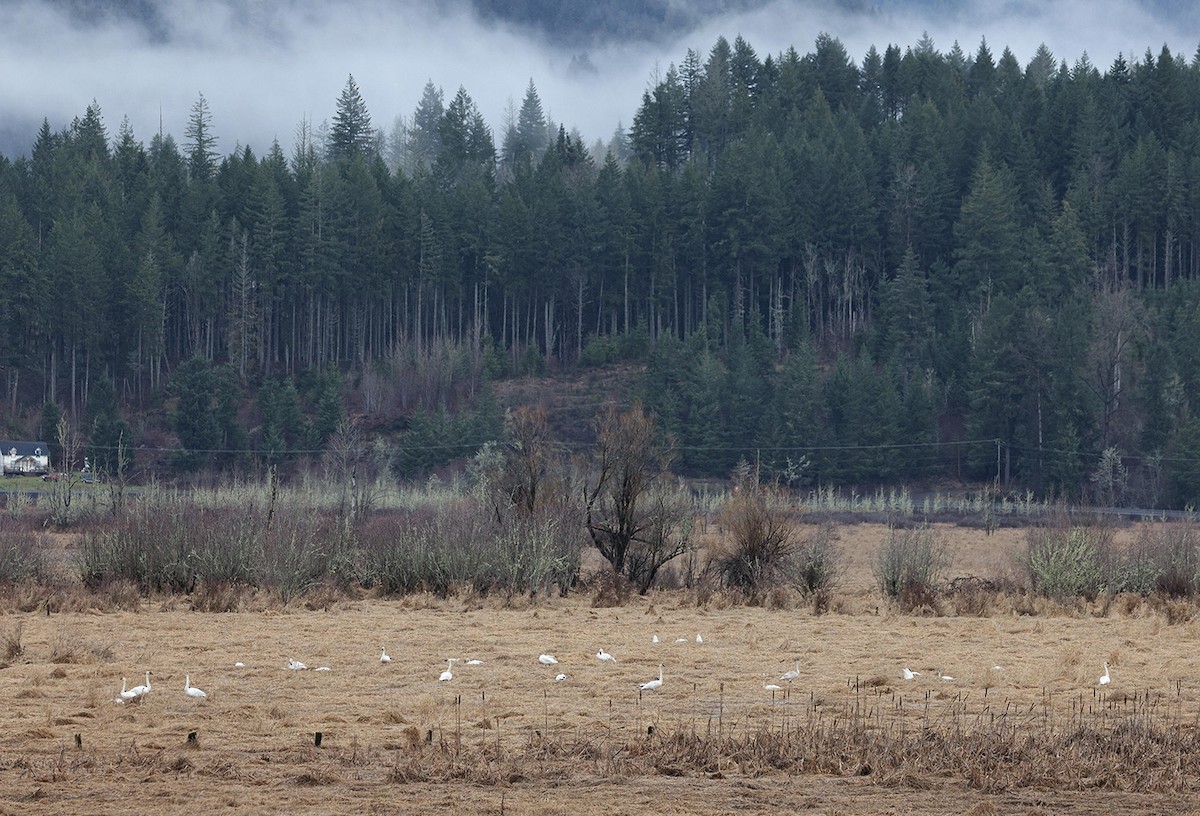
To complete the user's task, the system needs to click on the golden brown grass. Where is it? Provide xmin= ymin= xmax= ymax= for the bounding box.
xmin=0 ymin=522 xmax=1197 ymax=814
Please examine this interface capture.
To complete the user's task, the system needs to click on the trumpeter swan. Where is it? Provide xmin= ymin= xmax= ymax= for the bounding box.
xmin=640 ymin=664 xmax=664 ymax=691
xmin=538 ymin=654 xmax=558 ymax=666
xmin=314 ymin=666 xmax=332 ymax=671
xmin=439 ymin=658 xmax=456 ymax=681
xmin=465 ymin=659 xmax=483 ymax=666
xmin=902 ymin=667 xmax=919 ymax=681
xmin=596 ymin=648 xmax=616 ymax=662
xmin=287 ymin=658 xmax=307 ymax=670
xmin=764 ymin=683 xmax=783 ymax=691
xmin=185 ymin=672 xmax=207 ymax=700
xmin=695 ymin=634 xmax=703 ymax=644
xmin=380 ymin=646 xmax=391 ymax=664
xmin=780 ymin=659 xmax=800 ymax=682
xmin=651 ymin=635 xmax=659 ymax=644
xmin=674 ymin=637 xmax=688 ymax=643
xmin=127 ymin=671 xmax=152 ymax=698
xmin=234 ymin=662 xmax=245 ymax=668
xmin=555 ymin=673 xmax=568 ymax=681
xmin=1099 ymin=662 xmax=1111 ymax=686
xmin=115 ymin=677 xmax=139 ymax=703
xmin=939 ymin=672 xmax=955 ymax=682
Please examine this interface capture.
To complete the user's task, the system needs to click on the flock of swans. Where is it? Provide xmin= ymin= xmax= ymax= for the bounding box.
xmin=114 ymin=669 xmax=208 ymax=704
xmin=355 ymin=632 xmax=711 ymax=693
xmin=113 ymin=632 xmax=1116 ymax=709
xmin=897 ymin=662 xmax=1112 ymax=687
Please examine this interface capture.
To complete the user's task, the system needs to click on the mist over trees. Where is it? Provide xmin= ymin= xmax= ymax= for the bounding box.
xmin=4 ymin=34 xmax=1200 ymax=507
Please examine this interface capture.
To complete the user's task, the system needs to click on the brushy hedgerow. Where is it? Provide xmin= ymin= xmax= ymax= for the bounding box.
xmin=357 ymin=499 xmax=581 ymax=599
xmin=1025 ymin=517 xmax=1200 ymax=601
xmin=76 ymin=495 xmax=336 ymax=599
xmin=1137 ymin=518 xmax=1200 ymax=597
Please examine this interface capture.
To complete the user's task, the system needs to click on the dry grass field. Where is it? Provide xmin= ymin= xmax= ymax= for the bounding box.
xmin=2 ymin=523 xmax=1200 ymax=815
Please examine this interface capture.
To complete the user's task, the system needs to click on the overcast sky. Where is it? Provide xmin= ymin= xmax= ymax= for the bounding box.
xmin=1 ymin=0 xmax=1197 ymax=159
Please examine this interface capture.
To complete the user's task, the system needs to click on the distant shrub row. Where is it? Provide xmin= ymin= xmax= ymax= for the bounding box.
xmin=72 ymin=493 xmax=581 ymax=605
xmin=4 ymin=478 xmax=1200 ymax=613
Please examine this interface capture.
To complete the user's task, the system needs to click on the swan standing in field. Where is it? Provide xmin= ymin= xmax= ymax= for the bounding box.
xmin=127 ymin=671 xmax=152 ymax=699
xmin=538 ymin=654 xmax=558 ymax=666
xmin=1099 ymin=662 xmax=1111 ymax=686
xmin=185 ymin=672 xmax=207 ymax=700
xmin=380 ymin=646 xmax=392 ymax=664
xmin=287 ymin=658 xmax=307 ymax=670
xmin=902 ymin=667 xmax=919 ymax=681
xmin=439 ymin=658 xmax=456 ymax=682
xmin=764 ymin=683 xmax=783 ymax=692
xmin=596 ymin=648 xmax=616 ymax=663
xmin=115 ymin=677 xmax=139 ymax=703
xmin=640 ymin=664 xmax=664 ymax=691
xmin=695 ymin=634 xmax=703 ymax=644
xmin=652 ymin=635 xmax=659 ymax=644
xmin=780 ymin=659 xmax=800 ymax=682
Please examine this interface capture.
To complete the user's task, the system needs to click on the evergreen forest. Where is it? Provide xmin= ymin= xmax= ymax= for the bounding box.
xmin=4 ymin=31 xmax=1200 ymax=508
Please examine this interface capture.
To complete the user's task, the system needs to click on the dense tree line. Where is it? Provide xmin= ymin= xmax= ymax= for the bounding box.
xmin=4 ymin=34 xmax=1200 ymax=505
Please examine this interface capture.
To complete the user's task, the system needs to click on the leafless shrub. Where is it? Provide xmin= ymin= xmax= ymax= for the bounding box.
xmin=0 ymin=527 xmax=48 ymax=583
xmin=1025 ymin=523 xmax=1111 ymax=600
xmin=947 ymin=576 xmax=1001 ymax=617
xmin=1136 ymin=519 xmax=1200 ymax=597
xmin=589 ymin=568 xmax=632 ymax=608
xmin=711 ymin=480 xmax=796 ymax=603
xmin=2 ymin=620 xmax=22 ymax=659
xmin=874 ymin=524 xmax=948 ymax=611
xmin=48 ymin=631 xmax=114 ymax=664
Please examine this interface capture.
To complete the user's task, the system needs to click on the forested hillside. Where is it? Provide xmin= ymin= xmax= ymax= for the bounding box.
xmin=3 ymin=32 xmax=1200 ymax=506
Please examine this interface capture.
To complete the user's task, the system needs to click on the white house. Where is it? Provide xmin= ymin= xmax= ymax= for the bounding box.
xmin=1 ymin=441 xmax=50 ymax=476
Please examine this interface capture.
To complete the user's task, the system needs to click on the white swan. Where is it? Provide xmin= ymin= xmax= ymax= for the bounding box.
xmin=127 ymin=670 xmax=151 ymax=698
xmin=234 ymin=662 xmax=245 ymax=668
xmin=651 ymin=635 xmax=659 ymax=644
xmin=555 ymin=673 xmax=568 ymax=681
xmin=287 ymin=658 xmax=307 ymax=670
xmin=538 ymin=654 xmax=558 ymax=666
xmin=640 ymin=664 xmax=664 ymax=691
xmin=465 ymin=659 xmax=483 ymax=666
xmin=1099 ymin=662 xmax=1111 ymax=686
xmin=380 ymin=646 xmax=391 ymax=664
xmin=115 ymin=677 xmax=139 ymax=703
xmin=939 ymin=672 xmax=955 ymax=682
xmin=185 ymin=672 xmax=207 ymax=700
xmin=695 ymin=634 xmax=703 ymax=644
xmin=902 ymin=667 xmax=919 ymax=681
xmin=764 ymin=683 xmax=783 ymax=691
xmin=780 ymin=659 xmax=800 ymax=682
xmin=439 ymin=658 xmax=456 ymax=682
xmin=596 ymin=648 xmax=616 ymax=663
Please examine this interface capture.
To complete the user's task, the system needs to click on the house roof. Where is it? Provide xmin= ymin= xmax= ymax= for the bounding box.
xmin=0 ymin=441 xmax=50 ymax=457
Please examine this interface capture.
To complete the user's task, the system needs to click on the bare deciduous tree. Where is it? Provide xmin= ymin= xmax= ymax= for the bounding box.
xmin=497 ymin=406 xmax=554 ymax=518
xmin=584 ymin=404 xmax=691 ymax=593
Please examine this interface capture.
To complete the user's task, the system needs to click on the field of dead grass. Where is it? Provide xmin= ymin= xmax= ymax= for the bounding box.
xmin=1 ymin=523 xmax=1199 ymax=815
